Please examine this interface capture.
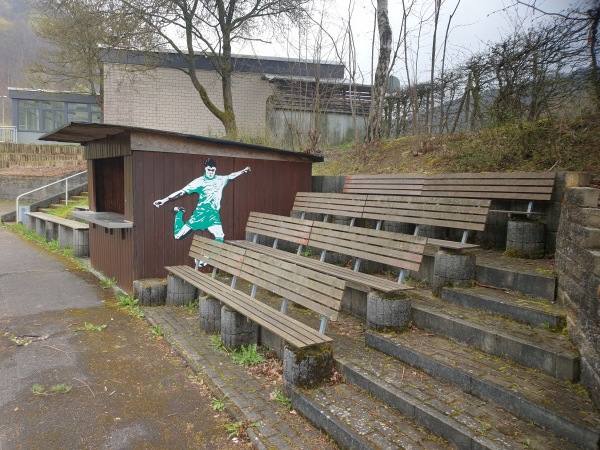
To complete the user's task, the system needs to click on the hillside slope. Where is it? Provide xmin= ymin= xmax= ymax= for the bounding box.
xmin=314 ymin=115 xmax=600 ymax=177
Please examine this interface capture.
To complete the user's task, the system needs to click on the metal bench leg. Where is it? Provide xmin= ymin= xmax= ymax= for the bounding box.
xmin=320 ymin=249 xmax=327 ymax=262
xmin=461 ymin=230 xmax=469 ymax=244
xmin=272 ymin=238 xmax=279 ymax=249
xmin=376 ymin=220 xmax=382 ymax=230
xmin=414 ymin=225 xmax=420 ymax=236
xmin=230 ymin=276 xmax=238 ymax=289
xmin=212 ymin=267 xmax=218 ymax=278
xmin=323 ymin=214 xmax=329 ymax=223
xmin=280 ymin=298 xmax=288 ymax=313
xmin=398 ymin=269 xmax=406 ymax=284
xmin=252 ymin=234 xmax=258 ymax=243
xmin=349 ymin=217 xmax=356 ymax=226
xmin=319 ymin=316 xmax=328 ymax=334
xmin=353 ymin=258 xmax=362 ymax=271
xmin=296 ymin=244 xmax=304 ymax=256
xmin=300 ymin=212 xmax=306 ymax=220
xmin=250 ymin=284 xmax=257 ymax=298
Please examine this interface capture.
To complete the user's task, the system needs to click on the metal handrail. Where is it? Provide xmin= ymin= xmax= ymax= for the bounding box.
xmin=16 ymin=170 xmax=88 ymax=223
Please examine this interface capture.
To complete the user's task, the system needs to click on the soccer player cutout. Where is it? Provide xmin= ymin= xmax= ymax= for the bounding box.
xmin=153 ymin=158 xmax=251 ymax=268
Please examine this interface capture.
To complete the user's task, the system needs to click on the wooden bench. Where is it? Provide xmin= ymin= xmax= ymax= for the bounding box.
xmin=362 ymin=195 xmax=490 ymax=248
xmin=343 ymin=172 xmax=556 ymax=217
xmin=25 ymin=211 xmax=89 ymax=257
xmin=166 ymin=235 xmax=346 ymax=348
xmin=233 ymin=211 xmax=427 ymax=293
xmin=422 ymin=172 xmax=556 ymax=217
xmin=291 ymin=192 xmax=486 ymax=251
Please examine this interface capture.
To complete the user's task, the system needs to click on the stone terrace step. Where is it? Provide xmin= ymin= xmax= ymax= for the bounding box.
xmin=291 ymin=382 xmax=451 ymax=449
xmin=410 ymin=293 xmax=580 ymax=381
xmin=365 ymin=330 xmax=600 ymax=449
xmin=441 ymin=285 xmax=566 ymax=329
xmin=332 ymin=333 xmax=579 ymax=450
xmin=473 ymin=250 xmax=557 ymax=301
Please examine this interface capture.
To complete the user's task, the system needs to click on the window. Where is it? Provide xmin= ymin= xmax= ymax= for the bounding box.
xmin=68 ymin=103 xmax=90 ymax=122
xmin=18 ymin=100 xmax=41 ymax=131
xmin=16 ymin=95 xmax=103 ymax=133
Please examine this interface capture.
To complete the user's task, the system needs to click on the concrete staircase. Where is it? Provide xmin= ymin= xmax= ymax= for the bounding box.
xmin=294 ymin=255 xmax=600 ymax=449
xmin=36 ymin=192 xmax=88 ymax=214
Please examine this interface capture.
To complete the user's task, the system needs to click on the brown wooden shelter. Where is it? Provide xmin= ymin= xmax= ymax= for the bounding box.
xmin=41 ymin=123 xmax=322 ymax=294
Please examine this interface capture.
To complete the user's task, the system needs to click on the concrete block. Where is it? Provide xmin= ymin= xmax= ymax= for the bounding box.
xmin=134 ymin=278 xmax=167 ymax=306
xmin=58 ymin=225 xmax=73 ymax=249
xmin=45 ymin=221 xmax=58 ymax=242
xmin=220 ymin=305 xmax=258 ymax=350
xmin=166 ymin=274 xmax=197 ymax=306
xmin=283 ymin=344 xmax=334 ymax=395
xmin=565 ymin=187 xmax=600 ymax=208
xmin=340 ymin=286 xmax=367 ymax=320
xmin=199 ymin=295 xmax=221 ymax=333
xmin=432 ymin=250 xmax=476 ymax=296
xmin=366 ymin=291 xmax=411 ymax=331
xmin=569 ymin=224 xmax=600 ymax=250
xmin=582 ymin=208 xmax=600 ymax=229
xmin=554 ymin=171 xmax=593 ymax=201
xmin=506 ymin=219 xmax=545 ymax=257
xmin=72 ymin=229 xmax=89 ymax=257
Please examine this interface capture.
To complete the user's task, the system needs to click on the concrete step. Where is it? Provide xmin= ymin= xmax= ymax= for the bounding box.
xmin=290 ymin=381 xmax=452 ymax=449
xmin=475 ymin=258 xmax=556 ymax=301
xmin=441 ymin=285 xmax=565 ymax=329
xmin=326 ymin=336 xmax=581 ymax=449
xmin=365 ymin=330 xmax=600 ymax=449
xmin=410 ymin=293 xmax=580 ymax=381
xmin=70 ymin=195 xmax=88 ymax=201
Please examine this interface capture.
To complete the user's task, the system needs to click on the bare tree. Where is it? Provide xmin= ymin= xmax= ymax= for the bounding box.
xmin=29 ymin=0 xmax=150 ymax=109
xmin=365 ymin=0 xmax=393 ymax=143
xmin=120 ymin=0 xmax=312 ymax=138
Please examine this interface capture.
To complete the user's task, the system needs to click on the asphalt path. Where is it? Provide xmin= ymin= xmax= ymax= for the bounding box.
xmin=0 ymin=226 xmax=235 ymax=449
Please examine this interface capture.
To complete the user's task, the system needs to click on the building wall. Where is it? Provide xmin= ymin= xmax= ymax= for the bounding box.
xmin=103 ymin=64 xmax=273 ymax=137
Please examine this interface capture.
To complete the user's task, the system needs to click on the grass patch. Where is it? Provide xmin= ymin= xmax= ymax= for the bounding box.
xmin=45 ymin=198 xmax=88 ymax=219
xmin=73 ymin=322 xmax=107 ymax=332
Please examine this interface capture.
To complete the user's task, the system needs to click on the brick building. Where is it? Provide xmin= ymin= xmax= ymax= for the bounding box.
xmin=102 ymin=50 xmax=370 ymax=148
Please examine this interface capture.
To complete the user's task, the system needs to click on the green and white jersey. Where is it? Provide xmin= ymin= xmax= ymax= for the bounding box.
xmin=183 ymin=175 xmax=229 ymax=211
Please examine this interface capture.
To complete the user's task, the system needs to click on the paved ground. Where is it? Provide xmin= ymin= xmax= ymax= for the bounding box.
xmin=0 ymin=226 xmax=236 ymax=449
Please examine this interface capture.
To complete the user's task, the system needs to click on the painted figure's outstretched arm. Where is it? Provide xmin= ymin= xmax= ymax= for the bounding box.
xmin=228 ymin=166 xmax=251 ymax=180
xmin=153 ymin=189 xmax=186 ymax=208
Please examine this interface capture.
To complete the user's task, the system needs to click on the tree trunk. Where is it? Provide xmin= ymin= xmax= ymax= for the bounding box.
xmin=366 ymin=0 xmax=393 ymax=143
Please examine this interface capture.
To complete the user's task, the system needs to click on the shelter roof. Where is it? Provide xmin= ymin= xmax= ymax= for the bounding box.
xmin=39 ymin=122 xmax=324 ymax=162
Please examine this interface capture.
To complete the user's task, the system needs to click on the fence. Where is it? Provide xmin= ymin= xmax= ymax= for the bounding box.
xmin=0 ymin=127 xmax=17 ymax=143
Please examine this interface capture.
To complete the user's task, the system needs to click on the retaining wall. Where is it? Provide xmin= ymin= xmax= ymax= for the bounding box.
xmin=0 ymin=143 xmax=83 ymax=169
xmin=556 ymin=187 xmax=600 ymax=409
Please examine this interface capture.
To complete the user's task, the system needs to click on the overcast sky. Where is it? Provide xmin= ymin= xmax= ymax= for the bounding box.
xmin=239 ymin=0 xmax=576 ymax=84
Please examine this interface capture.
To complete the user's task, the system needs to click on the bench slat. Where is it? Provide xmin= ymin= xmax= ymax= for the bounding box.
xmin=165 ymin=265 xmax=330 ymax=348
xmin=231 ymin=240 xmax=411 ymax=293
xmin=292 ymin=192 xmax=367 ymax=216
xmin=240 ymin=250 xmax=344 ymax=320
xmin=246 ymin=212 xmax=312 ymax=245
xmin=189 ymin=239 xmax=245 ymax=276
xmin=308 ymin=221 xmax=426 ymax=272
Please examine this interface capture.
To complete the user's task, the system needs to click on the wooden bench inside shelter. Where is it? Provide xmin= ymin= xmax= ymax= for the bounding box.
xmin=232 ymin=211 xmax=427 ymax=292
xmin=166 ymin=235 xmax=346 ymax=348
xmin=25 ymin=211 xmax=89 ymax=257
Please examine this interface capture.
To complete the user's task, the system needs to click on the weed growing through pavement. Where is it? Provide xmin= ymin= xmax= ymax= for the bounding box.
xmin=224 ymin=420 xmax=260 ymax=439
xmin=32 ymin=383 xmax=72 ymax=395
xmin=9 ymin=336 xmax=33 ymax=346
xmin=116 ymin=292 xmax=144 ymax=318
xmin=231 ymin=344 xmax=265 ymax=367
xmin=73 ymin=322 xmax=107 ymax=332
xmin=101 ymin=277 xmax=117 ymax=289
xmin=271 ymin=387 xmax=291 ymax=409
xmin=183 ymin=299 xmax=199 ymax=314
xmin=151 ymin=325 xmax=164 ymax=338
xmin=211 ymin=394 xmax=229 ymax=411
xmin=210 ymin=335 xmax=228 ymax=353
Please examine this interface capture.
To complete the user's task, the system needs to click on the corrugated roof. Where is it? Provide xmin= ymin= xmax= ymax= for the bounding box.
xmin=39 ymin=122 xmax=324 ymax=162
